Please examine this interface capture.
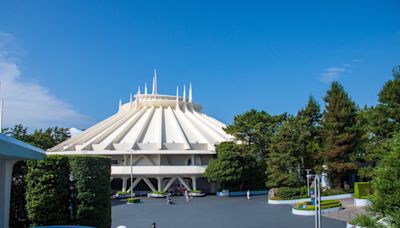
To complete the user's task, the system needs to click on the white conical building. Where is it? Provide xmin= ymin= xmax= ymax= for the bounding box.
xmin=48 ymin=72 xmax=232 ymax=194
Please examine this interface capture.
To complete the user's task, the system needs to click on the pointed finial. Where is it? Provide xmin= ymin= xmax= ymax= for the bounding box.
xmin=189 ymin=83 xmax=192 ymax=103
xmin=176 ymin=86 xmax=179 ymax=110
xmin=119 ymin=99 xmax=122 ymax=107
xmin=144 ymin=83 xmax=148 ymax=95
xmin=154 ymin=68 xmax=157 ymax=94
xmin=137 ymin=86 xmax=141 ymax=95
xmin=129 ymin=93 xmax=133 ymax=104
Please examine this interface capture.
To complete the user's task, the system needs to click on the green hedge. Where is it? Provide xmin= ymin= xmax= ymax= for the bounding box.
xmin=25 ymin=155 xmax=71 ymax=226
xmin=127 ymin=198 xmax=140 ymax=203
xmin=69 ymin=155 xmax=111 ymax=228
xmin=271 ymin=186 xmax=351 ymax=200
xmin=296 ymin=200 xmax=342 ymax=211
xmin=24 ymin=155 xmax=111 ymax=228
xmin=354 ymin=182 xmax=372 ymax=199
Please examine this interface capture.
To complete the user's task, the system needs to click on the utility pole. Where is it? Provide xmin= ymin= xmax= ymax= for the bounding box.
xmin=310 ymin=173 xmax=322 ymax=228
xmin=130 ymin=150 xmax=133 ymax=199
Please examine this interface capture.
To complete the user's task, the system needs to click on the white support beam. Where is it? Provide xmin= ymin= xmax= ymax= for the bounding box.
xmin=128 ymin=177 xmax=142 ymax=192
xmin=158 ymin=106 xmax=163 ymax=150
xmin=143 ymin=177 xmax=157 ymax=192
xmin=191 ymin=176 xmax=197 ymax=190
xmin=0 ymin=160 xmax=17 ymax=228
xmin=122 ymin=177 xmax=128 ymax=192
xmin=163 ymin=177 xmax=177 ymax=192
xmin=157 ymin=177 xmax=162 ymax=192
xmin=177 ymin=176 xmax=192 ymax=191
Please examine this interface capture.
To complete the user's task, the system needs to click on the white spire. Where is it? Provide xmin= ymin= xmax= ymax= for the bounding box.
xmin=183 ymin=84 xmax=186 ymax=102
xmin=152 ymin=69 xmax=157 ymax=95
xmin=119 ymin=99 xmax=122 ymax=107
xmin=189 ymin=83 xmax=192 ymax=103
xmin=175 ymin=86 xmax=180 ymax=110
xmin=154 ymin=69 xmax=157 ymax=94
xmin=144 ymin=83 xmax=148 ymax=95
xmin=138 ymin=86 xmax=141 ymax=95
xmin=129 ymin=93 xmax=133 ymax=104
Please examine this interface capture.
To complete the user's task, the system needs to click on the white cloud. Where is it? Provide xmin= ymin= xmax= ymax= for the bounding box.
xmin=319 ymin=66 xmax=348 ymax=83
xmin=319 ymin=59 xmax=362 ymax=83
xmin=0 ymin=33 xmax=89 ymax=129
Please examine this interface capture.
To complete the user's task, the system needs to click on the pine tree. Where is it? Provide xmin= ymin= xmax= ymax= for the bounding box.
xmin=266 ymin=117 xmax=302 ymax=188
xmin=296 ymin=96 xmax=322 ymax=174
xmin=322 ymin=81 xmax=358 ymax=188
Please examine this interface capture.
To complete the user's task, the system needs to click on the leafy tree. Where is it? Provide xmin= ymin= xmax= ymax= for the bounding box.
xmin=204 ymin=142 xmax=257 ymax=190
xmin=266 ymin=117 xmax=302 ymax=188
xmin=224 ymin=109 xmax=286 ymax=160
xmin=322 ymin=81 xmax=358 ymax=188
xmin=370 ymin=132 xmax=400 ymax=226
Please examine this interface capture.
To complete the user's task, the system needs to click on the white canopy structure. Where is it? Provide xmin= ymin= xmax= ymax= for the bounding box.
xmin=49 ymin=71 xmax=232 ymax=194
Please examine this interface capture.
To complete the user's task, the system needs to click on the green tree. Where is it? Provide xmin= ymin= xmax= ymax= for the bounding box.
xmin=296 ymin=96 xmax=323 ymax=174
xmin=224 ymin=109 xmax=286 ymax=160
xmin=266 ymin=117 xmax=302 ymax=188
xmin=370 ymin=132 xmax=400 ymax=226
xmin=204 ymin=142 xmax=257 ymax=190
xmin=322 ymin=81 xmax=358 ymax=188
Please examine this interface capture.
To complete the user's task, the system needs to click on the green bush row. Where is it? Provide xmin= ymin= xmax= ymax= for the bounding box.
xmin=152 ymin=191 xmax=166 ymax=195
xmin=117 ymin=191 xmax=129 ymax=195
xmin=25 ymin=155 xmax=111 ymax=228
xmin=191 ymin=190 xmax=202 ymax=193
xmin=271 ymin=186 xmax=351 ymax=200
xmin=127 ymin=198 xmax=141 ymax=203
xmin=296 ymin=200 xmax=342 ymax=211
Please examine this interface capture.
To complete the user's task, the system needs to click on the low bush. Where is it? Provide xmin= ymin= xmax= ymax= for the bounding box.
xmin=354 ymin=182 xmax=372 ymax=199
xmin=152 ymin=191 xmax=166 ymax=195
xmin=127 ymin=198 xmax=140 ymax=203
xmin=349 ymin=214 xmax=381 ymax=228
xmin=270 ymin=186 xmax=352 ymax=200
xmin=191 ymin=190 xmax=202 ymax=193
xmin=117 ymin=191 xmax=129 ymax=195
xmin=296 ymin=200 xmax=342 ymax=211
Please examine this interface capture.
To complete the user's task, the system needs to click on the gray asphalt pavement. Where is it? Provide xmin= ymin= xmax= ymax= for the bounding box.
xmin=112 ymin=195 xmax=345 ymax=228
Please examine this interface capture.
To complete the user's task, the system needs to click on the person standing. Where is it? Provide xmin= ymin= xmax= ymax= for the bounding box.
xmin=184 ymin=190 xmax=189 ymax=202
xmin=247 ymin=189 xmax=250 ymax=200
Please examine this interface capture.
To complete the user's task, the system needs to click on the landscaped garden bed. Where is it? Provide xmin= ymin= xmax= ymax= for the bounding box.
xmin=116 ymin=191 xmax=132 ymax=199
xmin=292 ymin=200 xmax=342 ymax=216
xmin=268 ymin=186 xmax=353 ymax=205
xmin=191 ymin=190 xmax=205 ymax=197
xmin=149 ymin=191 xmax=167 ymax=198
xmin=353 ymin=182 xmax=372 ymax=207
xmin=127 ymin=198 xmax=141 ymax=204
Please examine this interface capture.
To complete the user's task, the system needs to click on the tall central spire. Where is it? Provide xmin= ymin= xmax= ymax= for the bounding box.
xmin=152 ymin=68 xmax=158 ymax=95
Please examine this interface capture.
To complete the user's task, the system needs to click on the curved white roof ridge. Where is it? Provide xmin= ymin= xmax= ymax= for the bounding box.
xmin=48 ymin=74 xmax=232 ymax=153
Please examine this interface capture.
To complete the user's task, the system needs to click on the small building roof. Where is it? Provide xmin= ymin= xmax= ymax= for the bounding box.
xmin=0 ymin=134 xmax=44 ymax=160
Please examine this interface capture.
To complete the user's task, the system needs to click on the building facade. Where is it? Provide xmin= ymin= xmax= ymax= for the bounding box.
xmin=48 ymin=72 xmax=232 ymax=194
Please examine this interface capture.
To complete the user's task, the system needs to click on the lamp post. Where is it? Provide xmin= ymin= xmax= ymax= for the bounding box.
xmin=306 ymin=169 xmax=312 ymax=196
xmin=130 ymin=149 xmax=133 ymax=199
xmin=308 ymin=173 xmax=322 ymax=228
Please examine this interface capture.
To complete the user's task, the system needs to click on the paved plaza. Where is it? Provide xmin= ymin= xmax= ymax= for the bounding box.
xmin=112 ymin=195 xmax=346 ymax=228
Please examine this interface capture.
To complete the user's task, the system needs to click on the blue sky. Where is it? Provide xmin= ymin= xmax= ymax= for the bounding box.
xmin=0 ymin=1 xmax=399 ymax=129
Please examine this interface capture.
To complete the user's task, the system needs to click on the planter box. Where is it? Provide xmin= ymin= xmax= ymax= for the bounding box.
xmin=149 ymin=193 xmax=166 ymax=198
xmin=268 ymin=193 xmax=354 ymax=205
xmin=354 ymin=198 xmax=371 ymax=207
xmin=292 ymin=206 xmax=341 ymax=216
xmin=191 ymin=192 xmax=205 ymax=197
xmin=116 ymin=193 xmax=132 ymax=199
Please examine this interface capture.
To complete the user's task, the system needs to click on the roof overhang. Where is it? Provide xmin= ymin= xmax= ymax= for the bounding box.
xmin=47 ymin=149 xmax=216 ymax=156
xmin=0 ymin=134 xmax=45 ymax=160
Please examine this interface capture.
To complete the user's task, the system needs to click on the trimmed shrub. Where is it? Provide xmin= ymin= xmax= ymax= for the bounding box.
xmin=296 ymin=200 xmax=342 ymax=211
xmin=127 ymin=198 xmax=140 ymax=203
xmin=117 ymin=191 xmax=129 ymax=195
xmin=354 ymin=182 xmax=372 ymax=199
xmin=69 ymin=155 xmax=111 ymax=228
xmin=191 ymin=190 xmax=202 ymax=193
xmin=152 ymin=191 xmax=166 ymax=195
xmin=25 ymin=155 xmax=70 ymax=226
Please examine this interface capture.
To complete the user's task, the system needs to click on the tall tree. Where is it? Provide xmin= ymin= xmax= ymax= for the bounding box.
xmin=296 ymin=96 xmax=322 ymax=173
xmin=266 ymin=117 xmax=302 ymax=188
xmin=322 ymin=81 xmax=358 ymax=188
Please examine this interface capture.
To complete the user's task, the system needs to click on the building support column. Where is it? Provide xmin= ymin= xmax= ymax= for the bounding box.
xmin=163 ymin=177 xmax=177 ymax=192
xmin=143 ymin=177 xmax=157 ymax=192
xmin=177 ymin=176 xmax=192 ymax=191
xmin=191 ymin=176 xmax=197 ymax=190
xmin=191 ymin=154 xmax=195 ymax=165
xmin=122 ymin=177 xmax=128 ymax=192
xmin=0 ymin=159 xmax=17 ymax=228
xmin=157 ymin=176 xmax=162 ymax=192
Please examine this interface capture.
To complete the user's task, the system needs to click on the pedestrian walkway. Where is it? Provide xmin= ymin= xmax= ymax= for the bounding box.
xmin=322 ymin=198 xmax=366 ymax=222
